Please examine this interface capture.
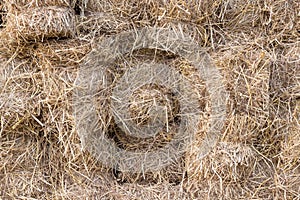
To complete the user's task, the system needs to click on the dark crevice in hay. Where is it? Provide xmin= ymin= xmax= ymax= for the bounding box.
xmin=74 ymin=0 xmax=82 ymax=15
xmin=0 ymin=14 xmax=3 ymax=28
xmin=0 ymin=7 xmax=6 ymax=28
xmin=253 ymin=124 xmax=282 ymax=161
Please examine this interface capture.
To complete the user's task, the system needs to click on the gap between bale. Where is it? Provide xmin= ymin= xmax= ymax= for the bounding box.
xmin=0 ymin=0 xmax=6 ymax=28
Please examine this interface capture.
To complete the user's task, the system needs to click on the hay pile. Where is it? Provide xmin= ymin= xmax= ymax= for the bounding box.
xmin=0 ymin=0 xmax=299 ymax=199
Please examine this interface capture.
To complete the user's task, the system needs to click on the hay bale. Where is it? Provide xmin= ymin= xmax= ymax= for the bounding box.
xmin=75 ymin=46 xmax=207 ymax=184
xmin=182 ymin=29 xmax=297 ymax=199
xmin=279 ymin=118 xmax=300 ymax=169
xmin=211 ymin=36 xmax=271 ymax=143
xmin=270 ymin=43 xmax=300 ymax=198
xmin=0 ymin=122 xmax=116 ymax=199
xmin=0 ymin=58 xmax=42 ymax=135
xmin=186 ymin=142 xmax=257 ymax=181
xmin=185 ymin=142 xmax=275 ymax=199
xmin=107 ymin=183 xmax=190 ymax=199
xmin=33 ymin=39 xmax=91 ymax=67
xmin=3 ymin=0 xmax=74 ymax=8
xmin=269 ymin=42 xmax=299 ymax=155
xmin=75 ymin=13 xmax=130 ymax=37
xmin=75 ymin=0 xmax=122 ymax=36
xmin=0 ymin=38 xmax=91 ymax=136
xmin=0 ymin=133 xmax=51 ymax=198
xmin=183 ymin=32 xmax=273 ymax=198
xmin=0 ymin=38 xmax=113 ymax=199
xmin=274 ymin=108 xmax=300 ymax=198
xmin=5 ymin=6 xmax=75 ymax=44
xmin=78 ymin=0 xmax=299 ymax=38
xmin=0 ymin=0 xmax=299 ymax=198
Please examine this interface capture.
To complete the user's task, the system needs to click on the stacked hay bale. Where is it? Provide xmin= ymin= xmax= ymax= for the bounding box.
xmin=0 ymin=0 xmax=299 ymax=199
xmin=270 ymin=42 xmax=300 ymax=197
xmin=0 ymin=22 xmax=110 ymax=200
xmin=0 ymin=1 xmax=105 ymax=199
xmin=182 ymin=1 xmax=299 ymax=198
xmin=184 ymin=33 xmax=274 ymax=199
xmin=74 ymin=46 xmax=198 ymax=184
xmin=0 ymin=57 xmax=42 ymax=136
xmin=2 ymin=0 xmax=76 ymax=44
xmin=75 ymin=0 xmax=130 ymax=36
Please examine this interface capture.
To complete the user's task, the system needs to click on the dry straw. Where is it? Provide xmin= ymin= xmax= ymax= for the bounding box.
xmin=4 ymin=0 xmax=74 ymax=8
xmin=269 ymin=42 xmax=300 ymax=197
xmin=5 ymin=6 xmax=75 ymax=43
xmin=0 ymin=38 xmax=100 ymax=198
xmin=82 ymin=49 xmax=209 ymax=184
xmin=0 ymin=57 xmax=42 ymax=134
xmin=0 ymin=0 xmax=299 ymax=199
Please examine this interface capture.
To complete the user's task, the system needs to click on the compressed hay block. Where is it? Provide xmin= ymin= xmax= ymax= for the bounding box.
xmin=269 ymin=43 xmax=299 ymax=160
xmin=211 ymin=41 xmax=271 ymax=142
xmin=0 ymin=124 xmax=114 ymax=199
xmin=186 ymin=142 xmax=257 ymax=181
xmin=4 ymin=0 xmax=74 ymax=8
xmin=79 ymin=0 xmax=298 ymax=43
xmin=270 ymin=44 xmax=300 ymax=118
xmin=30 ymin=41 xmax=90 ymax=135
xmin=274 ymin=104 xmax=300 ymax=199
xmin=185 ymin=142 xmax=275 ymax=199
xmin=0 ymin=133 xmax=50 ymax=198
xmin=0 ymin=39 xmax=113 ymax=199
xmin=0 ymin=57 xmax=43 ymax=134
xmin=75 ymin=13 xmax=130 ymax=36
xmin=33 ymin=39 xmax=91 ymax=67
xmin=5 ymin=6 xmax=75 ymax=43
xmin=75 ymin=49 xmax=202 ymax=184
xmin=183 ymin=36 xmax=273 ymax=198
xmin=278 ymin=118 xmax=300 ymax=169
xmin=0 ymin=39 xmax=90 ymax=135
xmin=270 ymin=44 xmax=300 ymax=198
xmin=0 ymin=31 xmax=35 ymax=59
xmin=76 ymin=0 xmax=126 ymax=36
